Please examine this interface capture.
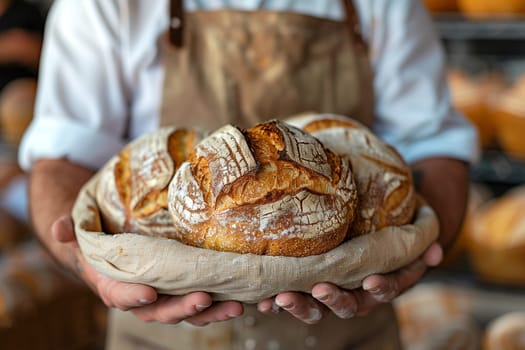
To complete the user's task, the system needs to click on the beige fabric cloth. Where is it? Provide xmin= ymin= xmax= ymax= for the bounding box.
xmin=74 ymin=174 xmax=438 ymax=301
xmin=74 ymin=2 xmax=439 ymax=349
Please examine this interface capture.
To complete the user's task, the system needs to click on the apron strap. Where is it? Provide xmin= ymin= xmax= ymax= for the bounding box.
xmin=168 ymin=0 xmax=366 ymax=49
xmin=342 ymin=0 xmax=367 ymax=52
xmin=169 ymin=0 xmax=184 ymax=47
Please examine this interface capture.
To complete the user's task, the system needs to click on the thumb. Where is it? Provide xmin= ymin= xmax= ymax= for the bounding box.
xmin=51 ymin=215 xmax=76 ymax=243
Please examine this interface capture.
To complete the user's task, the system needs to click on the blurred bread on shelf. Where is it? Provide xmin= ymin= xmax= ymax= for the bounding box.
xmin=0 ymin=79 xmax=37 ymax=145
xmin=0 ymin=160 xmax=29 ymax=250
xmin=448 ymin=69 xmax=506 ymax=150
xmin=0 ymin=160 xmax=22 ymax=192
xmin=0 ymin=208 xmax=29 ymax=252
xmin=467 ymin=186 xmax=525 ymax=287
xmin=395 ymin=283 xmax=481 ymax=350
xmin=441 ymin=183 xmax=493 ymax=267
xmin=423 ymin=0 xmax=459 ymax=13
xmin=493 ymin=75 xmax=525 ymax=160
xmin=459 ymin=0 xmax=525 ymax=18
xmin=483 ymin=312 xmax=525 ymax=350
xmin=0 ymin=241 xmax=107 ymax=349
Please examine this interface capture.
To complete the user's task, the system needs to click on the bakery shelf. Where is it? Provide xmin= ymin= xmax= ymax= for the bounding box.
xmin=470 ymin=149 xmax=525 ymax=195
xmin=425 ymin=263 xmax=525 ymax=325
xmin=434 ymin=14 xmax=525 ymax=40
xmin=434 ymin=14 xmax=525 ymax=57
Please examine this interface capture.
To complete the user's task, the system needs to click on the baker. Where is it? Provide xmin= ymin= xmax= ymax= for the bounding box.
xmin=19 ymin=0 xmax=478 ymax=349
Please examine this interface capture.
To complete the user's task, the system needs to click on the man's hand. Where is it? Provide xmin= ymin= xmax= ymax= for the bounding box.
xmin=257 ymin=242 xmax=443 ymax=323
xmin=30 ymin=159 xmax=243 ymax=326
xmin=258 ymin=157 xmax=467 ymax=324
xmin=52 ymin=215 xmax=244 ymax=326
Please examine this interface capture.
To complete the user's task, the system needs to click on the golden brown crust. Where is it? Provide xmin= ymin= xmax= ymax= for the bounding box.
xmin=492 ymin=76 xmax=525 ymax=159
xmin=395 ymin=284 xmax=480 ymax=350
xmin=468 ymin=186 xmax=525 ymax=286
xmin=483 ymin=312 xmax=525 ymax=350
xmin=168 ymin=120 xmax=358 ymax=257
xmin=96 ymin=127 xmax=207 ymax=238
xmin=286 ymin=113 xmax=416 ymax=237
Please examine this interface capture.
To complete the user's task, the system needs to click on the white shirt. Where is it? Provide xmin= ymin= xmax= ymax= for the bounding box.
xmin=19 ymin=0 xmax=479 ymax=171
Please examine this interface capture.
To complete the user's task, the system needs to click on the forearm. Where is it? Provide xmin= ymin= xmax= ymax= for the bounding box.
xmin=0 ymin=30 xmax=42 ymax=68
xmin=29 ymin=158 xmax=95 ymax=269
xmin=410 ymin=157 xmax=470 ymax=251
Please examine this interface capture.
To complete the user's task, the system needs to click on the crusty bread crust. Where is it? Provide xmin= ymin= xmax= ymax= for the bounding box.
xmin=286 ymin=113 xmax=416 ymax=237
xmin=96 ymin=116 xmax=417 ymax=257
xmin=168 ymin=120 xmax=358 ymax=256
xmin=96 ymin=127 xmax=207 ymax=238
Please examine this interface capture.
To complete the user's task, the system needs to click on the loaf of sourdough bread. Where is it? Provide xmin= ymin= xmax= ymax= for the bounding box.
xmin=96 ymin=127 xmax=208 ymax=238
xmin=286 ymin=113 xmax=416 ymax=237
xmin=168 ymin=120 xmax=358 ymax=257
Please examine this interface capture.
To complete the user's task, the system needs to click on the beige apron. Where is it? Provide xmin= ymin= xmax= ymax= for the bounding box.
xmin=106 ymin=1 xmax=402 ymax=349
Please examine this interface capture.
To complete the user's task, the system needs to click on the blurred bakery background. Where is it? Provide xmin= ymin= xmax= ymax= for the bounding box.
xmin=397 ymin=1 xmax=525 ymax=349
xmin=0 ymin=0 xmax=107 ymax=349
xmin=0 ymin=0 xmax=524 ymax=349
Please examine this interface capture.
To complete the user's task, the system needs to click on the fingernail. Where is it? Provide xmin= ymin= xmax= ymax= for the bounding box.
xmin=139 ymin=298 xmax=154 ymax=305
xmin=275 ymin=299 xmax=291 ymax=309
xmin=312 ymin=293 xmax=329 ymax=302
xmin=196 ymin=303 xmax=211 ymax=312
xmin=227 ymin=311 xmax=241 ymax=318
xmin=367 ymin=287 xmax=382 ymax=294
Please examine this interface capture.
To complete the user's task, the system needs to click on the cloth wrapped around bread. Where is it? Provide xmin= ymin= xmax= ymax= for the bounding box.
xmin=73 ymin=116 xmax=438 ymax=303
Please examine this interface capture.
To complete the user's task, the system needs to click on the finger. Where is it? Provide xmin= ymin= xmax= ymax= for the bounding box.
xmin=96 ymin=273 xmax=158 ymax=310
xmin=362 ymin=259 xmax=427 ymax=303
xmin=423 ymin=242 xmax=443 ymax=267
xmin=312 ymin=283 xmax=357 ymax=319
xmin=185 ymin=301 xmax=244 ymax=327
xmin=257 ymin=298 xmax=281 ymax=315
xmin=275 ymin=292 xmax=326 ymax=324
xmin=132 ymin=292 xmax=213 ymax=324
xmin=51 ymin=215 xmax=76 ymax=243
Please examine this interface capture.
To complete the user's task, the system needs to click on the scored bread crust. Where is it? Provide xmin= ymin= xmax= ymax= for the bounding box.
xmin=168 ymin=120 xmax=358 ymax=257
xmin=286 ymin=113 xmax=416 ymax=237
xmin=96 ymin=127 xmax=207 ymax=238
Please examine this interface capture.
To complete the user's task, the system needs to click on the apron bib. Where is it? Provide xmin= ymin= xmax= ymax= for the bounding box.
xmin=159 ymin=0 xmax=374 ymax=130
xmin=107 ymin=1 xmax=402 ymax=349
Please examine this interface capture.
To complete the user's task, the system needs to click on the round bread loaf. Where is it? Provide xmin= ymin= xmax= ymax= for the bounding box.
xmin=285 ymin=113 xmax=416 ymax=237
xmin=168 ymin=120 xmax=358 ymax=257
xmin=459 ymin=0 xmax=525 ymax=17
xmin=395 ymin=284 xmax=480 ymax=350
xmin=483 ymin=312 xmax=525 ymax=350
xmin=96 ymin=127 xmax=208 ymax=238
xmin=493 ymin=76 xmax=525 ymax=159
xmin=0 ymin=79 xmax=37 ymax=145
xmin=447 ymin=70 xmax=505 ymax=149
xmin=0 ymin=208 xmax=29 ymax=251
xmin=467 ymin=186 xmax=525 ymax=286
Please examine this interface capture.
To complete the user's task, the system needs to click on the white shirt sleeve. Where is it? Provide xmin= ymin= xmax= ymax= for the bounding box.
xmin=18 ymin=0 xmax=130 ymax=171
xmin=361 ymin=0 xmax=479 ymax=164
